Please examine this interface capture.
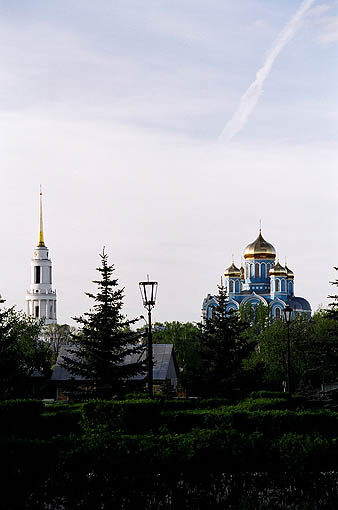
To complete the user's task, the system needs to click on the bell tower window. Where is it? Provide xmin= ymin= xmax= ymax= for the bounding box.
xmin=275 ymin=279 xmax=280 ymax=292
xmin=34 ymin=266 xmax=41 ymax=284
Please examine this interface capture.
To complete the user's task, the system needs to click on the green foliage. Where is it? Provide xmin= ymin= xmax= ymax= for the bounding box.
xmin=152 ymin=321 xmax=202 ymax=390
xmin=42 ymin=323 xmax=76 ymax=365
xmin=0 ymin=399 xmax=44 ymax=438
xmin=250 ymin=390 xmax=288 ymax=399
xmin=197 ymin=282 xmax=251 ymax=397
xmin=61 ymin=249 xmax=145 ymax=397
xmin=0 ymin=306 xmax=52 ymax=398
xmin=40 ymin=408 xmax=82 ymax=438
xmin=243 ymin=312 xmax=338 ymax=392
xmin=81 ymin=399 xmax=163 ymax=434
xmin=327 ymin=267 xmax=338 ymax=321
xmin=4 ymin=400 xmax=338 ymax=507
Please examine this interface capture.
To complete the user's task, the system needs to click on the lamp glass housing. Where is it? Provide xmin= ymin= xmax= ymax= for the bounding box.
xmin=139 ymin=280 xmax=158 ymax=309
xmin=283 ymin=304 xmax=292 ymax=324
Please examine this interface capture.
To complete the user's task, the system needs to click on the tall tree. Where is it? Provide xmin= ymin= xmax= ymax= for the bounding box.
xmin=327 ymin=267 xmax=338 ymax=321
xmin=61 ymin=249 xmax=145 ymax=397
xmin=197 ymin=283 xmax=250 ymax=397
xmin=42 ymin=323 xmax=76 ymax=365
xmin=0 ymin=301 xmax=52 ymax=398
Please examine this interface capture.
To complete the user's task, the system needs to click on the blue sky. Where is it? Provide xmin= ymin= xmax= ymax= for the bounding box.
xmin=0 ymin=0 xmax=337 ymax=323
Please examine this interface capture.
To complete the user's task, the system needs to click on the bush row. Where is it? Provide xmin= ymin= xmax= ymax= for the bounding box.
xmin=0 ymin=400 xmax=44 ymax=437
xmin=2 ymin=398 xmax=338 ymax=440
xmin=3 ymin=431 xmax=338 ymax=509
xmin=81 ymin=400 xmax=338 ymax=437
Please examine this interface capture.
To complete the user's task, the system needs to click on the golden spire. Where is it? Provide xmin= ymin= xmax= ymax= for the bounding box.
xmin=38 ymin=185 xmax=45 ymax=247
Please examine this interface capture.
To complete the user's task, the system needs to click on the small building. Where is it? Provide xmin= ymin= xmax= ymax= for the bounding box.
xmin=51 ymin=344 xmax=178 ymax=400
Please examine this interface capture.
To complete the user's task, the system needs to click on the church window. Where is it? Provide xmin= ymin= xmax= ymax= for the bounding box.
xmin=49 ymin=267 xmax=52 ymax=284
xmin=50 ymin=305 xmax=53 ymax=318
xmin=35 ymin=305 xmax=39 ymax=318
xmin=288 ymin=281 xmax=293 ymax=295
xmin=246 ymin=264 xmax=249 ymax=278
xmin=255 ymin=263 xmax=259 ymax=278
xmin=229 ymin=281 xmax=234 ymax=292
xmin=275 ymin=279 xmax=280 ymax=292
xmin=275 ymin=307 xmax=281 ymax=319
xmin=261 ymin=264 xmax=266 ymax=278
xmin=235 ymin=280 xmax=240 ymax=293
xmin=281 ymin=279 xmax=286 ymax=292
xmin=34 ymin=266 xmax=41 ymax=284
xmin=267 ymin=263 xmax=271 ymax=275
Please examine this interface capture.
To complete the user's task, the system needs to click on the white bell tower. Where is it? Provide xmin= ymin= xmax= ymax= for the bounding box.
xmin=25 ymin=188 xmax=57 ymax=324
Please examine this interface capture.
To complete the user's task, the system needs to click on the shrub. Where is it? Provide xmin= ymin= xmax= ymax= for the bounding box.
xmin=0 ymin=400 xmax=44 ymax=438
xmin=81 ymin=399 xmax=163 ymax=434
xmin=249 ymin=391 xmax=288 ymax=399
xmin=40 ymin=408 xmax=82 ymax=438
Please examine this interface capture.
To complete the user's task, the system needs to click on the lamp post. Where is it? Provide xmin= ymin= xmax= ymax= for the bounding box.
xmin=283 ymin=304 xmax=293 ymax=397
xmin=139 ymin=276 xmax=158 ymax=398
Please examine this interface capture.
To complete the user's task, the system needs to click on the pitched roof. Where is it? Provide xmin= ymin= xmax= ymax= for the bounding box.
xmin=51 ymin=343 xmax=177 ymax=382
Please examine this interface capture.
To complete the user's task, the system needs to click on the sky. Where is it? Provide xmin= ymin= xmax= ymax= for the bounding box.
xmin=0 ymin=0 xmax=337 ymax=325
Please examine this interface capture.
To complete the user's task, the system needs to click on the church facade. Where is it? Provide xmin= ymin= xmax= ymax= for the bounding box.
xmin=202 ymin=230 xmax=311 ymax=320
xmin=25 ymin=189 xmax=57 ymax=324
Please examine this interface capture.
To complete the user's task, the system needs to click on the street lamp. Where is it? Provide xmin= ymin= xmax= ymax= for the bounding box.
xmin=283 ymin=304 xmax=293 ymax=396
xmin=139 ymin=276 xmax=158 ymax=398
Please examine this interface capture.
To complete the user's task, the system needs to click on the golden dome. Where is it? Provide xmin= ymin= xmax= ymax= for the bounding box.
xmin=224 ymin=262 xmax=241 ymax=277
xmin=269 ymin=261 xmax=287 ymax=276
xmin=244 ymin=230 xmax=276 ymax=260
xmin=285 ymin=265 xmax=294 ymax=279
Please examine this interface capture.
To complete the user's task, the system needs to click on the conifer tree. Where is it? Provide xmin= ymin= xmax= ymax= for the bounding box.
xmin=61 ymin=249 xmax=145 ymax=397
xmin=327 ymin=267 xmax=338 ymax=321
xmin=198 ymin=281 xmax=249 ymax=397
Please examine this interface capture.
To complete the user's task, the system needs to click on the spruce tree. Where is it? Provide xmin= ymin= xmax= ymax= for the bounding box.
xmin=327 ymin=267 xmax=338 ymax=321
xmin=198 ymin=282 xmax=249 ymax=397
xmin=61 ymin=249 xmax=145 ymax=397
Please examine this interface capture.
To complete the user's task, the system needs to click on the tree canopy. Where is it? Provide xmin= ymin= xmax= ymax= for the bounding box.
xmin=61 ymin=249 xmax=145 ymax=397
xmin=196 ymin=283 xmax=250 ymax=397
xmin=0 ymin=301 xmax=51 ymax=398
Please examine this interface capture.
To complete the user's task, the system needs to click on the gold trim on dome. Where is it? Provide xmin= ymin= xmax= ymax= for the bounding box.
xmin=224 ymin=262 xmax=241 ymax=277
xmin=269 ymin=261 xmax=287 ymax=276
xmin=244 ymin=231 xmax=276 ymax=260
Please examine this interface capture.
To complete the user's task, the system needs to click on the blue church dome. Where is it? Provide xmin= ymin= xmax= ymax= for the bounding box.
xmin=202 ymin=229 xmax=311 ymax=321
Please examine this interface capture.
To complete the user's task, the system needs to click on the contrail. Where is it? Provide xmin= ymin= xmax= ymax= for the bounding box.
xmin=219 ymin=0 xmax=316 ymax=143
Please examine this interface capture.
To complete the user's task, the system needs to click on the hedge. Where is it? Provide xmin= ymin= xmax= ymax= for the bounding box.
xmin=0 ymin=400 xmax=44 ymax=438
xmin=81 ymin=399 xmax=230 ymax=434
xmin=3 ymin=431 xmax=338 ymax=508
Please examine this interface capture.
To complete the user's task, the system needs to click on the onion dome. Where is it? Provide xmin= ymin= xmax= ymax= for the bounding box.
xmin=269 ymin=261 xmax=287 ymax=276
xmin=285 ymin=265 xmax=294 ymax=279
xmin=224 ymin=262 xmax=241 ymax=277
xmin=244 ymin=230 xmax=276 ymax=260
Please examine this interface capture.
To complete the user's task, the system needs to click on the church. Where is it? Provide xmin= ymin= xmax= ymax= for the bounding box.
xmin=25 ymin=189 xmax=57 ymax=325
xmin=202 ymin=229 xmax=311 ymax=320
